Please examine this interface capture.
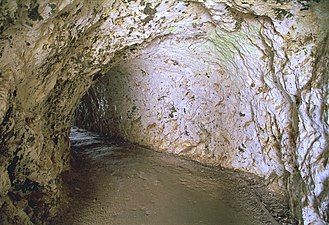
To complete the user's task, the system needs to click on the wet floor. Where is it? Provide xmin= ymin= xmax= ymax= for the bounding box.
xmin=52 ymin=128 xmax=293 ymax=225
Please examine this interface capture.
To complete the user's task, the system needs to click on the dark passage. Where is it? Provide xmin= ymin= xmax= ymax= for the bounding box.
xmin=51 ymin=128 xmax=293 ymax=225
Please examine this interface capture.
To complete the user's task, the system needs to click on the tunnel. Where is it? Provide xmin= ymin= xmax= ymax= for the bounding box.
xmin=0 ymin=1 xmax=328 ymax=224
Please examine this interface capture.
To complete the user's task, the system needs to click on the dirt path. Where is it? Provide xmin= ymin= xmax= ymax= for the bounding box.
xmin=51 ymin=128 xmax=293 ymax=225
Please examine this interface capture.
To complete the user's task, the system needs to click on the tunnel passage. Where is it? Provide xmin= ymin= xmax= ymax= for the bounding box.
xmin=74 ymin=35 xmax=287 ymax=185
xmin=74 ymin=13 xmax=329 ymax=222
xmin=53 ymin=127 xmax=294 ymax=225
xmin=0 ymin=0 xmax=328 ymax=224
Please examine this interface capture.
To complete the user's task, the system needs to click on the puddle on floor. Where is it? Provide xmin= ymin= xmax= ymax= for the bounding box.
xmin=51 ymin=128 xmax=295 ymax=225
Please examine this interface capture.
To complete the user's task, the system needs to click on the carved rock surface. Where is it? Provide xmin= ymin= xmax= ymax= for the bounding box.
xmin=0 ymin=0 xmax=328 ymax=224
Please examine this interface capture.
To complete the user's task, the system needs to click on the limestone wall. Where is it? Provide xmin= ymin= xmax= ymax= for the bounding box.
xmin=0 ymin=0 xmax=328 ymax=224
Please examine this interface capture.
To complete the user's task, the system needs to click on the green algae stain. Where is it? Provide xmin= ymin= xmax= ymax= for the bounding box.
xmin=207 ymin=24 xmax=260 ymax=63
xmin=208 ymin=33 xmax=236 ymax=62
xmin=168 ymin=26 xmax=176 ymax=34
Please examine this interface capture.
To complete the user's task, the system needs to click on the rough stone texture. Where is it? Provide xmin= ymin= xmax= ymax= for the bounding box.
xmin=0 ymin=0 xmax=328 ymax=224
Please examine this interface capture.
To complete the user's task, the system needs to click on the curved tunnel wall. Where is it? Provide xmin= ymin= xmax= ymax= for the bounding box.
xmin=0 ymin=0 xmax=328 ymax=224
xmin=76 ymin=35 xmax=288 ymax=186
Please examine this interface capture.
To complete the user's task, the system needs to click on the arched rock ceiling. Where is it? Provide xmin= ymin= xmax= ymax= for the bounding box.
xmin=0 ymin=0 xmax=328 ymax=224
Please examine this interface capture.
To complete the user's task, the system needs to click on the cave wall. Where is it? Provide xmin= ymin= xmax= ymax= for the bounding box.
xmin=0 ymin=0 xmax=328 ymax=224
xmin=76 ymin=33 xmax=291 ymax=186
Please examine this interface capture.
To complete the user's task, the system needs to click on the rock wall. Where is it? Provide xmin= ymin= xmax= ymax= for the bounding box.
xmin=77 ymin=35 xmax=293 ymax=185
xmin=0 ymin=0 xmax=328 ymax=224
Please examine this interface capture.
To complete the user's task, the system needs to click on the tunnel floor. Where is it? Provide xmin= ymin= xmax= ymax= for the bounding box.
xmin=51 ymin=128 xmax=293 ymax=225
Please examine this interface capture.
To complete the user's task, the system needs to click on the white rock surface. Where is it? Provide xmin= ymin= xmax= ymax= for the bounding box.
xmin=0 ymin=0 xmax=328 ymax=224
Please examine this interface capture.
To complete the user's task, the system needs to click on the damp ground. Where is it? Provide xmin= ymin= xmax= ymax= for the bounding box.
xmin=51 ymin=128 xmax=295 ymax=225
